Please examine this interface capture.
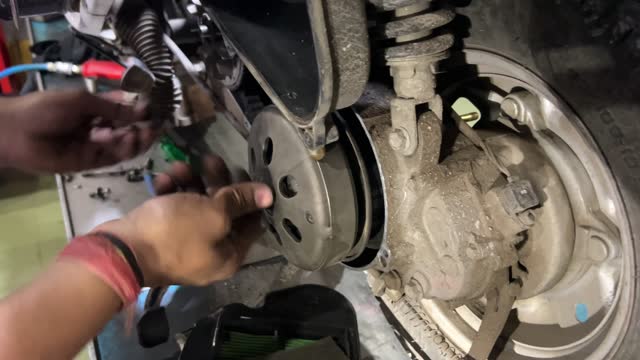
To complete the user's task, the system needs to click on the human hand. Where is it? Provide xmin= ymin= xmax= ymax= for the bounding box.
xmin=95 ymin=156 xmax=273 ymax=287
xmin=0 ymin=90 xmax=157 ymax=173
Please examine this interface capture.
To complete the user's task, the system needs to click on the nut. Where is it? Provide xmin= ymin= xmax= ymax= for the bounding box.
xmin=389 ymin=129 xmax=407 ymax=151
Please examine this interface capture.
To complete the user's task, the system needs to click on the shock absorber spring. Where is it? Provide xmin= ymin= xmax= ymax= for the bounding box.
xmin=115 ymin=5 xmax=181 ymax=125
xmin=376 ymin=0 xmax=455 ymax=156
xmin=381 ymin=0 xmax=455 ymax=102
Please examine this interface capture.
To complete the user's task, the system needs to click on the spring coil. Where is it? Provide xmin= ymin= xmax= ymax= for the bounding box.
xmin=381 ymin=0 xmax=455 ymax=62
xmin=116 ymin=7 xmax=180 ymax=124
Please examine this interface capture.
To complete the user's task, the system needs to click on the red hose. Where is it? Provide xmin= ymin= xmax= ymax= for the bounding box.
xmin=81 ymin=60 xmax=125 ymax=80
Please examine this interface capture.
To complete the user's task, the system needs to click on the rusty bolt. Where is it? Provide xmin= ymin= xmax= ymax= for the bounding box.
xmin=388 ymin=129 xmax=407 ymax=151
xmin=404 ymin=278 xmax=424 ymax=301
xmin=500 ymin=98 xmax=519 ymax=119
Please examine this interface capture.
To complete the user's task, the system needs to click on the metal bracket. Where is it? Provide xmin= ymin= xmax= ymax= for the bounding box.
xmin=389 ymin=98 xmax=419 ymax=155
xmin=452 ymin=110 xmax=511 ymax=177
xmin=301 ymin=117 xmax=340 ymax=160
xmin=466 ymin=269 xmax=521 ymax=360
xmin=500 ymin=90 xmax=545 ymax=131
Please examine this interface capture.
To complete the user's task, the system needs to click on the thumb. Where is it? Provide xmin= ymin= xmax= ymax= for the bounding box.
xmin=213 ymin=182 xmax=273 ymax=219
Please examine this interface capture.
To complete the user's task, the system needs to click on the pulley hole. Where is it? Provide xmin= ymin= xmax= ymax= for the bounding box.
xmin=279 ymin=175 xmax=298 ymax=198
xmin=263 ymin=137 xmax=273 ymax=165
xmin=250 ymin=148 xmax=256 ymax=170
xmin=283 ymin=218 xmax=302 ymax=243
xmin=268 ymin=223 xmax=282 ymax=246
xmin=517 ymin=261 xmax=529 ymax=274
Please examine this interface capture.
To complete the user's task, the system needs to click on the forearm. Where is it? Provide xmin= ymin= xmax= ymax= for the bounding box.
xmin=0 ymin=260 xmax=121 ymax=359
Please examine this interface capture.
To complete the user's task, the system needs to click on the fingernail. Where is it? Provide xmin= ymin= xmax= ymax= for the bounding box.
xmin=255 ymin=186 xmax=273 ymax=208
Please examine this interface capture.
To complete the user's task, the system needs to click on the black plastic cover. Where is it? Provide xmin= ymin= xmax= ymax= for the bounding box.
xmin=202 ymin=0 xmax=320 ymax=120
xmin=0 ymin=0 xmax=67 ymax=20
xmin=179 ymin=285 xmax=360 ymax=360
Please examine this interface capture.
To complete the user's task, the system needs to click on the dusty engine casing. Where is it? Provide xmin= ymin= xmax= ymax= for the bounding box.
xmin=367 ymin=112 xmax=534 ymax=301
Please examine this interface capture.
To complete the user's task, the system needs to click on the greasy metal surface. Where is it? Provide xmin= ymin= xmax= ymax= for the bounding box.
xmin=493 ymin=88 xmax=622 ymax=329
xmin=248 ymin=107 xmax=359 ymax=270
xmin=405 ymin=49 xmax=630 ymax=359
xmin=488 ymin=135 xmax=574 ymax=298
xmin=366 ymin=111 xmax=522 ymax=301
xmin=380 ymin=1 xmax=455 ymax=161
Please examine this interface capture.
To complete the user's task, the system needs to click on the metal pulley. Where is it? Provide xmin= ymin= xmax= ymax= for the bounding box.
xmin=248 ymin=107 xmax=362 ymax=270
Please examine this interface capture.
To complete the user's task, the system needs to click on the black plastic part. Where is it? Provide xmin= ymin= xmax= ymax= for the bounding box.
xmin=0 ymin=0 xmax=66 ymax=20
xmin=179 ymin=285 xmax=360 ymax=360
xmin=202 ymin=0 xmax=319 ymax=120
xmin=137 ymin=306 xmax=171 ymax=348
xmin=0 ymin=2 xmax=10 ymax=20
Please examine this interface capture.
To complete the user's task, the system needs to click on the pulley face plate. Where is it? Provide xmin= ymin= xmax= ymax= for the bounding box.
xmin=248 ymin=107 xmax=359 ymax=270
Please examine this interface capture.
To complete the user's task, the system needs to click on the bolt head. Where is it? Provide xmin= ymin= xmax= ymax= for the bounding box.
xmin=501 ymin=98 xmax=519 ymax=119
xmin=382 ymin=271 xmax=402 ymax=291
xmin=389 ymin=129 xmax=407 ymax=150
xmin=404 ymin=278 xmax=424 ymax=300
xmin=367 ymin=271 xmax=386 ymax=297
xmin=385 ymin=288 xmax=404 ymax=302
xmin=186 ymin=4 xmax=198 ymax=14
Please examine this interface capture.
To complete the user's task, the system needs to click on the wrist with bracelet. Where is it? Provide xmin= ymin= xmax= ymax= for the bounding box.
xmin=57 ymin=232 xmax=144 ymax=306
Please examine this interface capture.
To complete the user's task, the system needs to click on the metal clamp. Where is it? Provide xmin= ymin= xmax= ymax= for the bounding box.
xmin=466 ymin=269 xmax=521 ymax=360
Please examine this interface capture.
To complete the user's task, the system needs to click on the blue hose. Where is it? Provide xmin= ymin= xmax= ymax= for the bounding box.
xmin=0 ymin=63 xmax=49 ymax=80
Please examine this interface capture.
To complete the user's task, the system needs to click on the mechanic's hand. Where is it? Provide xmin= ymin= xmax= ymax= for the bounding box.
xmin=0 ymin=90 xmax=157 ymax=173
xmin=95 ymin=156 xmax=273 ymax=287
